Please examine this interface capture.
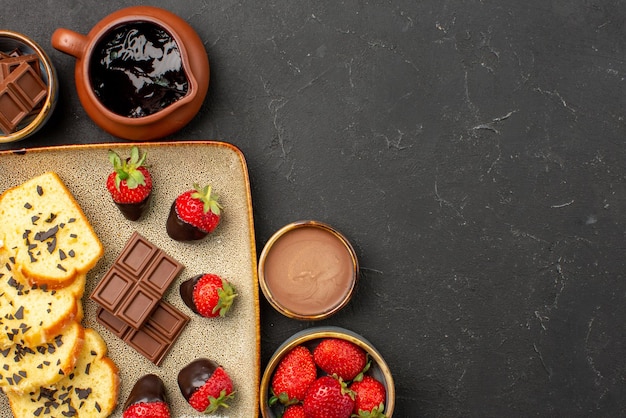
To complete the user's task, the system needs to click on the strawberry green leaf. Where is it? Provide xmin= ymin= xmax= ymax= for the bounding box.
xmin=353 ymin=356 xmax=372 ymax=383
xmin=336 ymin=375 xmax=356 ymax=400
xmin=108 ymin=149 xmax=122 ymax=168
xmin=127 ymin=169 xmax=146 ymax=189
xmin=191 ymin=183 xmax=223 ymax=215
xmin=108 ymin=146 xmax=148 ymax=190
xmin=213 ymin=281 xmax=237 ymax=317
xmin=354 ymin=402 xmax=387 ymax=418
xmin=129 ymin=145 xmax=140 ymax=164
xmin=204 ymin=389 xmax=235 ymax=414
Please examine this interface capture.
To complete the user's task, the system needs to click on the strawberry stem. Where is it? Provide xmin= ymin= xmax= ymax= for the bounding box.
xmin=213 ymin=280 xmax=237 ymax=317
xmin=191 ymin=183 xmax=222 ymax=215
xmin=108 ymin=146 xmax=148 ymax=190
xmin=204 ymin=389 xmax=235 ymax=413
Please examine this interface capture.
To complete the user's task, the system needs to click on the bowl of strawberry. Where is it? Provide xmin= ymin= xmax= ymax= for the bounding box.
xmin=260 ymin=326 xmax=395 ymax=418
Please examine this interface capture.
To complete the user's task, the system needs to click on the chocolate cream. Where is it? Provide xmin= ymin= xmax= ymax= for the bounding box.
xmin=262 ymin=225 xmax=356 ymax=316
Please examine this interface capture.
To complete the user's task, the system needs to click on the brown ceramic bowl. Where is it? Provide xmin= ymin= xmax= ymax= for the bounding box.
xmin=51 ymin=6 xmax=209 ymax=141
xmin=0 ymin=30 xmax=58 ymax=143
xmin=258 ymin=221 xmax=359 ymax=320
xmin=260 ymin=326 xmax=395 ymax=417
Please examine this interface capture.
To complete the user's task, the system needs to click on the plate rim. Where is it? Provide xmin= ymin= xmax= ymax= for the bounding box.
xmin=0 ymin=140 xmax=261 ymax=417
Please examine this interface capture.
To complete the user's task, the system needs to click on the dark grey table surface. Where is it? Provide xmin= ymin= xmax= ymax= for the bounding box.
xmin=2 ymin=1 xmax=625 ymax=416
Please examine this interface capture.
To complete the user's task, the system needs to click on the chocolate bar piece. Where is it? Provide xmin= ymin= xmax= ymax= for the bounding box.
xmin=0 ymin=85 xmax=30 ymax=134
xmin=0 ymin=53 xmax=41 ymax=80
xmin=97 ymin=300 xmax=189 ymax=366
xmin=7 ymin=62 xmax=47 ymax=109
xmin=0 ymin=51 xmax=47 ymax=134
xmin=90 ymin=232 xmax=183 ymax=329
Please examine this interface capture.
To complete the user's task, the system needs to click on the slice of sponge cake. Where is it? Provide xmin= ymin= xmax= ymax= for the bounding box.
xmin=0 ymin=248 xmax=85 ymax=349
xmin=5 ymin=328 xmax=119 ymax=418
xmin=0 ymin=321 xmax=84 ymax=394
xmin=0 ymin=172 xmax=103 ymax=288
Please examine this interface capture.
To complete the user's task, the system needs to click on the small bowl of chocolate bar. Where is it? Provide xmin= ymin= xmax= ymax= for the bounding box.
xmin=0 ymin=30 xmax=58 ymax=143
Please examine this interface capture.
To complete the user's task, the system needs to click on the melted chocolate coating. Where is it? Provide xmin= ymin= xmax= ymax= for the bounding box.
xmin=115 ymin=193 xmax=151 ymax=221
xmin=178 ymin=358 xmax=219 ymax=401
xmin=179 ymin=274 xmax=202 ymax=314
xmin=166 ymin=202 xmax=208 ymax=241
xmin=123 ymin=374 xmax=167 ymax=410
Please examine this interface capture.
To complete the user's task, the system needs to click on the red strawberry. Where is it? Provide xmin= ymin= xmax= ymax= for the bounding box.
xmin=270 ymin=345 xmax=317 ymax=406
xmin=123 ymin=403 xmax=170 ymax=418
xmin=178 ymin=358 xmax=235 ymax=413
xmin=283 ymin=404 xmax=306 ymax=418
xmin=303 ymin=375 xmax=355 ymax=418
xmin=106 ymin=146 xmax=152 ymax=220
xmin=166 ymin=183 xmax=222 ymax=241
xmin=180 ymin=273 xmax=237 ymax=317
xmin=122 ymin=374 xmax=171 ymax=418
xmin=350 ymin=376 xmax=387 ymax=417
xmin=313 ymin=338 xmax=368 ymax=381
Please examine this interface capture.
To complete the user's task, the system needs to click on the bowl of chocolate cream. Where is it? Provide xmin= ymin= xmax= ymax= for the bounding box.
xmin=259 ymin=220 xmax=359 ymax=320
xmin=51 ymin=6 xmax=209 ymax=140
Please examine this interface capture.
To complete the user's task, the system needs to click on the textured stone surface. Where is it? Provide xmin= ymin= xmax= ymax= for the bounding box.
xmin=1 ymin=1 xmax=625 ymax=416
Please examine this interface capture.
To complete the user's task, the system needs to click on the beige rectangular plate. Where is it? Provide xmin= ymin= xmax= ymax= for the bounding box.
xmin=0 ymin=141 xmax=260 ymax=417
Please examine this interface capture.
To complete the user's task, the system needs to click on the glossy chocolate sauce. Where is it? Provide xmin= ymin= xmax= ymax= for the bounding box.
xmin=166 ymin=202 xmax=207 ymax=241
xmin=263 ymin=225 xmax=356 ymax=316
xmin=123 ymin=374 xmax=168 ymax=410
xmin=177 ymin=358 xmax=219 ymax=401
xmin=179 ymin=274 xmax=202 ymax=314
xmin=89 ymin=22 xmax=189 ymax=117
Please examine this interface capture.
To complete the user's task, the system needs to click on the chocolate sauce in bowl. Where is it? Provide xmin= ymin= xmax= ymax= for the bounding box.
xmin=89 ymin=22 xmax=189 ymax=117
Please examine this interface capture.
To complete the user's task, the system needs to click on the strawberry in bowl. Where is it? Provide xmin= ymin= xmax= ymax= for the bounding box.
xmin=313 ymin=337 xmax=368 ymax=381
xmin=303 ymin=375 xmax=355 ymax=418
xmin=350 ymin=375 xmax=388 ymax=417
xmin=269 ymin=345 xmax=317 ymax=406
xmin=260 ymin=326 xmax=395 ymax=418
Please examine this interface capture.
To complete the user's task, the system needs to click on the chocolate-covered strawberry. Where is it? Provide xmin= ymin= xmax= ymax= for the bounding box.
xmin=106 ymin=146 xmax=152 ymax=221
xmin=166 ymin=183 xmax=222 ymax=241
xmin=180 ymin=273 xmax=237 ymax=317
xmin=123 ymin=374 xmax=171 ymax=418
xmin=178 ymin=358 xmax=235 ymax=413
